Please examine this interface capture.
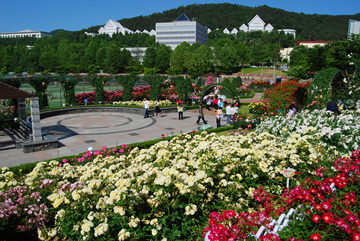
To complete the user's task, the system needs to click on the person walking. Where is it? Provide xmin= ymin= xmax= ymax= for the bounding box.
xmin=143 ymin=98 xmax=150 ymax=118
xmin=213 ymin=96 xmax=218 ymax=110
xmin=196 ymin=104 xmax=207 ymax=124
xmin=225 ymin=102 xmax=231 ymax=125
xmin=206 ymin=97 xmax=212 ymax=110
xmin=177 ymin=103 xmax=184 ymax=120
xmin=154 ymin=99 xmax=162 ymax=117
xmin=216 ymin=108 xmax=223 ymax=128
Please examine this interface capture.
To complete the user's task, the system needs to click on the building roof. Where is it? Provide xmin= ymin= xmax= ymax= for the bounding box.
xmin=248 ymin=15 xmax=266 ymax=27
xmin=0 ymin=81 xmax=34 ymax=99
xmin=296 ymin=41 xmax=332 ymax=46
xmin=175 ymin=13 xmax=191 ymax=22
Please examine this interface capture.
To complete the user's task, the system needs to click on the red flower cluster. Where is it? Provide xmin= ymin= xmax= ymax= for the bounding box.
xmin=204 ymin=149 xmax=360 ymax=241
xmin=204 ymin=210 xmax=272 ymax=241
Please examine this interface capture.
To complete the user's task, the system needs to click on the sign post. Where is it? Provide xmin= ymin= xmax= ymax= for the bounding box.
xmin=283 ymin=168 xmax=296 ymax=189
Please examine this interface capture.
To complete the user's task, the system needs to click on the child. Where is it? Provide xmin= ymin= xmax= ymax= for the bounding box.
xmin=154 ymin=99 xmax=161 ymax=117
xmin=177 ymin=103 xmax=184 ymax=120
xmin=216 ymin=108 xmax=223 ymax=128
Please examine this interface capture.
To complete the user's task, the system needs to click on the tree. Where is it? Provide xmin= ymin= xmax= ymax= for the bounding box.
xmin=104 ymin=43 xmax=122 ymax=73
xmin=186 ymin=44 xmax=213 ymax=77
xmin=154 ymin=44 xmax=172 ymax=73
xmin=143 ymin=47 xmax=157 ymax=68
xmin=170 ymin=42 xmax=191 ymax=74
xmin=38 ymin=45 xmax=57 ymax=71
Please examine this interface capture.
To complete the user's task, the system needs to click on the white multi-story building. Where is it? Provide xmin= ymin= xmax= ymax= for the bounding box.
xmin=98 ymin=19 xmax=133 ymax=37
xmin=278 ymin=29 xmax=296 ymax=38
xmin=0 ymin=29 xmax=51 ymax=38
xmin=348 ymin=19 xmax=360 ymax=38
xmin=121 ymin=47 xmax=147 ymax=63
xmin=155 ymin=13 xmax=208 ymax=49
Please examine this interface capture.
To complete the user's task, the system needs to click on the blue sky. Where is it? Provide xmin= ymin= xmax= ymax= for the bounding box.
xmin=0 ymin=0 xmax=359 ymax=33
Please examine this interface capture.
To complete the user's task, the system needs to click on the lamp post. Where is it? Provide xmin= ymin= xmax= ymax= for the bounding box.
xmin=260 ymin=62 xmax=264 ymax=80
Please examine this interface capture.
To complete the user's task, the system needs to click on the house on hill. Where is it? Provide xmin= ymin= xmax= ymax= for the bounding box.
xmin=240 ymin=15 xmax=274 ymax=32
xmin=98 ymin=19 xmax=133 ymax=37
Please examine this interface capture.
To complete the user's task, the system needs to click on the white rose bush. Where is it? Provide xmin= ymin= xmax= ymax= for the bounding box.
xmin=0 ymin=127 xmax=341 ymax=240
xmin=256 ymin=109 xmax=360 ymax=154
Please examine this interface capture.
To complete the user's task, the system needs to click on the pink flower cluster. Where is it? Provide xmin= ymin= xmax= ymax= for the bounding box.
xmin=59 ymin=144 xmax=130 ymax=166
xmin=0 ymin=186 xmax=48 ymax=231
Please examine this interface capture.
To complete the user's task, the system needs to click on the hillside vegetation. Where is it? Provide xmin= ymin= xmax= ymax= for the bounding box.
xmin=113 ymin=3 xmax=359 ymax=41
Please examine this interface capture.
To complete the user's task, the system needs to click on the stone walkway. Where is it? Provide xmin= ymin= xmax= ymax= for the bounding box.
xmin=0 ymin=93 xmax=262 ymax=168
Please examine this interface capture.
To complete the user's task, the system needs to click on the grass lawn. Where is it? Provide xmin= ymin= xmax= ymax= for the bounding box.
xmin=238 ymin=67 xmax=287 ymax=76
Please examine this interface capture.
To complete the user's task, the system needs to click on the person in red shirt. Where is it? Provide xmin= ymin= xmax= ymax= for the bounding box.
xmin=213 ymin=96 xmax=218 ymax=111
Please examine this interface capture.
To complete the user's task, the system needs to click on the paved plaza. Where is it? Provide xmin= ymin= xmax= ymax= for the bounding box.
xmin=0 ymin=93 xmax=261 ymax=168
xmin=0 ymin=110 xmax=225 ymax=168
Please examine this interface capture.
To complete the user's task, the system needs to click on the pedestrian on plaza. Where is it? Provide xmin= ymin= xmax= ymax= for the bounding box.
xmin=218 ymin=99 xmax=224 ymax=110
xmin=233 ymin=103 xmax=239 ymax=122
xmin=196 ymin=104 xmax=207 ymax=124
xmin=213 ymin=96 xmax=218 ymax=110
xmin=229 ymin=104 xmax=235 ymax=124
xmin=154 ymin=99 xmax=162 ymax=117
xmin=225 ymin=102 xmax=231 ymax=125
xmin=177 ymin=103 xmax=184 ymax=120
xmin=143 ymin=98 xmax=150 ymax=118
xmin=206 ymin=97 xmax=212 ymax=110
xmin=216 ymin=108 xmax=223 ymax=128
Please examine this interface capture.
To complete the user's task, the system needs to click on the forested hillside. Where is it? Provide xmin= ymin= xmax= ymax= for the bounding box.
xmin=113 ymin=3 xmax=359 ymax=41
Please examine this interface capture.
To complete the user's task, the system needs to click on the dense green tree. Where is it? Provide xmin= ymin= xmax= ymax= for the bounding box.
xmin=154 ymin=44 xmax=172 ymax=73
xmin=95 ymin=46 xmax=107 ymax=69
xmin=143 ymin=47 xmax=157 ymax=68
xmin=104 ymin=43 xmax=122 ymax=73
xmin=83 ymin=40 xmax=99 ymax=70
xmin=186 ymin=44 xmax=213 ymax=77
xmin=170 ymin=42 xmax=191 ymax=74
xmin=38 ymin=45 xmax=57 ymax=71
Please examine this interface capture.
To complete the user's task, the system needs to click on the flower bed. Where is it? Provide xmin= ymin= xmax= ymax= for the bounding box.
xmin=256 ymin=109 xmax=360 ymax=154
xmin=203 ymin=150 xmax=360 ymax=241
xmin=0 ymin=130 xmax=338 ymax=240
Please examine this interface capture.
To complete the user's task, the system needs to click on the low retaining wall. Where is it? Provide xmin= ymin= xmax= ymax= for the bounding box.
xmin=39 ymin=106 xmax=180 ymax=119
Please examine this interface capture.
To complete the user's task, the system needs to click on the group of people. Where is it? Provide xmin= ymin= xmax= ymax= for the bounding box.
xmin=143 ymin=97 xmax=239 ymax=128
xmin=143 ymin=98 xmax=162 ymax=118
xmin=200 ymin=98 xmax=239 ymax=128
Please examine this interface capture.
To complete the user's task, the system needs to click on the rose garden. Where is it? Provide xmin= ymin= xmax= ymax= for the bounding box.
xmin=1 ymin=62 xmax=360 ymax=240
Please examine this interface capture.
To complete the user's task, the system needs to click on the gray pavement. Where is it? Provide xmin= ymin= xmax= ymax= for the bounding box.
xmin=0 ymin=110 xmax=227 ymax=168
xmin=0 ymin=92 xmax=262 ymax=169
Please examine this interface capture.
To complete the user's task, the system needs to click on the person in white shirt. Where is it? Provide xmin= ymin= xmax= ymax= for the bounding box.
xmin=143 ymin=98 xmax=150 ymax=118
xmin=225 ymin=102 xmax=231 ymax=125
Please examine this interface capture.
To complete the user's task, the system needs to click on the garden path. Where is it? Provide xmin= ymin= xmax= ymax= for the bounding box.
xmin=0 ymin=93 xmax=262 ymax=168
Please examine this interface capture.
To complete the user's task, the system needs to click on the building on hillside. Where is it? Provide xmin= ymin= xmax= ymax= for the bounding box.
xmin=98 ymin=19 xmax=133 ymax=37
xmin=239 ymin=15 xmax=274 ymax=32
xmin=0 ymin=29 xmax=51 ymax=38
xmin=278 ymin=29 xmax=296 ymax=38
xmin=348 ymin=19 xmax=360 ymax=38
xmin=122 ymin=47 xmax=147 ymax=63
xmin=280 ymin=41 xmax=332 ymax=62
xmin=296 ymin=41 xmax=331 ymax=48
xmin=279 ymin=47 xmax=294 ymax=62
xmin=155 ymin=13 xmax=208 ymax=49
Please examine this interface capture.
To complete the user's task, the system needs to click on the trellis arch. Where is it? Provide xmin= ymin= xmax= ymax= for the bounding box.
xmin=330 ymin=70 xmax=348 ymax=101
xmin=200 ymin=83 xmax=242 ymax=104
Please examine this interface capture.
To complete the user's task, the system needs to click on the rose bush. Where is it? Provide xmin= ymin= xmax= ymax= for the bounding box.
xmin=256 ymin=109 xmax=360 ymax=154
xmin=0 ymin=130 xmax=338 ymax=240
